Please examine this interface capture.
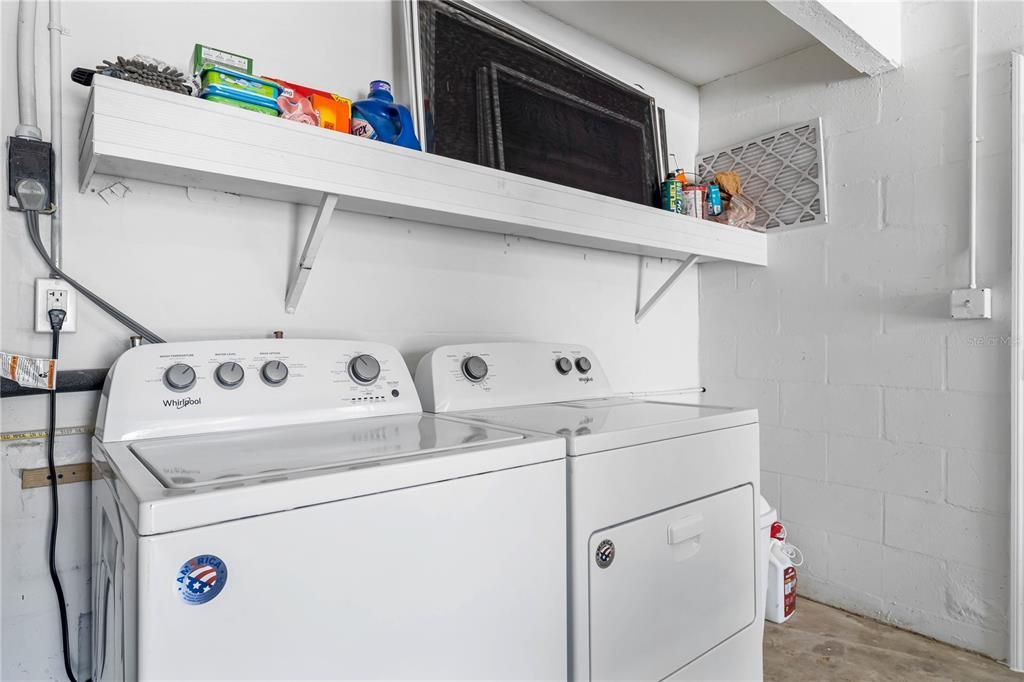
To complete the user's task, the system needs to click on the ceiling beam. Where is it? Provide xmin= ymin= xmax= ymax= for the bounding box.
xmin=768 ymin=0 xmax=901 ymax=76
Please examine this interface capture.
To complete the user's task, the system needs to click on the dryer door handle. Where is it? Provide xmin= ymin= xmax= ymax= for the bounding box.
xmin=667 ymin=514 xmax=704 ymax=545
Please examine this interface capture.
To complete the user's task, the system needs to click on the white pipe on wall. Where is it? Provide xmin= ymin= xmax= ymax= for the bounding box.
xmin=16 ymin=0 xmax=42 ymax=140
xmin=968 ymin=0 xmax=979 ymax=290
xmin=48 ymin=0 xmax=65 ymax=267
xmin=1008 ymin=49 xmax=1024 ymax=675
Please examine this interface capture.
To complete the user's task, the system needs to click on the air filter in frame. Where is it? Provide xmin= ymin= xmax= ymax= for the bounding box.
xmin=697 ymin=118 xmax=828 ymax=230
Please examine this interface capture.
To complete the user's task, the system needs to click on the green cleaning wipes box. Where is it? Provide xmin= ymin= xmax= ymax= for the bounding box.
xmin=190 ymin=44 xmax=253 ymax=75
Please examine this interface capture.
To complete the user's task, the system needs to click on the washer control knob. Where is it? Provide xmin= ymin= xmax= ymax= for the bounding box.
xmin=575 ymin=356 xmax=592 ymax=374
xmin=215 ymin=362 xmax=245 ymax=389
xmin=260 ymin=360 xmax=289 ymax=386
xmin=164 ymin=363 xmax=197 ymax=392
xmin=461 ymin=356 xmax=489 ymax=382
xmin=348 ymin=354 xmax=381 ymax=385
xmin=555 ymin=357 xmax=573 ymax=375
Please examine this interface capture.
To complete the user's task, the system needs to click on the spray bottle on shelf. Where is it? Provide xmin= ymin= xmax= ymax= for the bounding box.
xmin=765 ymin=520 xmax=803 ymax=624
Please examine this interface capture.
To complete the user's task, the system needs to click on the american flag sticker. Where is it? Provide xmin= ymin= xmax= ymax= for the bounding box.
xmin=176 ymin=554 xmax=228 ymax=605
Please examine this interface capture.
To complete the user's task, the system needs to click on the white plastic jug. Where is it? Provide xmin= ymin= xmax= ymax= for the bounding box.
xmin=766 ymin=537 xmax=798 ymax=623
xmin=757 ymin=497 xmax=777 ymax=624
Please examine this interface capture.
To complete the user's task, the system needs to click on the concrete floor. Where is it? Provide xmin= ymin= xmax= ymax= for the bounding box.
xmin=764 ymin=599 xmax=1019 ymax=681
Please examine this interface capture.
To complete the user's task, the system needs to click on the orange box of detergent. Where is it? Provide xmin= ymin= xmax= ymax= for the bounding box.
xmin=309 ymin=93 xmax=351 ymax=133
xmin=263 ymin=77 xmax=351 ymax=133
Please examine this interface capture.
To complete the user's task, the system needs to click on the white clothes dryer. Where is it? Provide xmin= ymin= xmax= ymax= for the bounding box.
xmin=416 ymin=342 xmax=762 ymax=681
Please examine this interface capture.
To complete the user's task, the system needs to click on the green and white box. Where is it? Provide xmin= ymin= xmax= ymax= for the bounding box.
xmin=190 ymin=44 xmax=253 ymax=75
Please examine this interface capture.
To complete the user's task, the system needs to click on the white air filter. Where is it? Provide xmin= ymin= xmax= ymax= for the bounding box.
xmin=697 ymin=118 xmax=828 ymax=230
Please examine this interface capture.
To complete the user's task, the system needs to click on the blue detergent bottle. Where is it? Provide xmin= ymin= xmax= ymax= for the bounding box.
xmin=351 ymin=80 xmax=421 ymax=150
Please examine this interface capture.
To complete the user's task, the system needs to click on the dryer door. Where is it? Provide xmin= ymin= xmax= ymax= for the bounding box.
xmin=587 ymin=484 xmax=756 ymax=680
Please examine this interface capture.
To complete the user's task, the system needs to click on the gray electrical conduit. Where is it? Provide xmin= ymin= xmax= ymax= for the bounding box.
xmin=48 ymin=0 xmax=64 ymax=267
xmin=25 ymin=211 xmax=165 ymax=343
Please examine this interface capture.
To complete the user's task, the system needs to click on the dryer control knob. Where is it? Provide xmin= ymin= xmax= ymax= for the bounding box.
xmin=164 ymin=363 xmax=197 ymax=392
xmin=215 ymin=362 xmax=245 ymax=389
xmin=260 ymin=360 xmax=289 ymax=386
xmin=462 ymin=356 xmax=489 ymax=382
xmin=555 ymin=357 xmax=573 ymax=375
xmin=348 ymin=354 xmax=381 ymax=385
xmin=575 ymin=357 xmax=592 ymax=374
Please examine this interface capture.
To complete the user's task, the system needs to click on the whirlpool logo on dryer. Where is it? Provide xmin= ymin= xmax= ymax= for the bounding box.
xmin=163 ymin=397 xmax=202 ymax=410
xmin=578 ymin=376 xmax=594 ymax=383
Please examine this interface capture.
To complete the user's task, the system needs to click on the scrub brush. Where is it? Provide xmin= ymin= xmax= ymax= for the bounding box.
xmin=71 ymin=55 xmax=192 ymax=95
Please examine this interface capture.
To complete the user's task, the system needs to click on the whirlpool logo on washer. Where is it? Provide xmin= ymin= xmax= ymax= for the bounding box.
xmin=176 ymin=554 xmax=228 ymax=605
xmin=163 ymin=397 xmax=202 ymax=410
xmin=578 ymin=376 xmax=594 ymax=383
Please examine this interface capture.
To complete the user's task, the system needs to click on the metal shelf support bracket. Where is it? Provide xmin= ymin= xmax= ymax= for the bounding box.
xmin=635 ymin=254 xmax=699 ymax=324
xmin=285 ymin=192 xmax=339 ymax=314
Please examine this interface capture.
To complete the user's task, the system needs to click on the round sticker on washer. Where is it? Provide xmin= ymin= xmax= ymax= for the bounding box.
xmin=176 ymin=554 xmax=228 ymax=605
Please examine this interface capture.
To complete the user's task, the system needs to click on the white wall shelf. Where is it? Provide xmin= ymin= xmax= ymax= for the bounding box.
xmin=79 ymin=76 xmax=766 ymax=313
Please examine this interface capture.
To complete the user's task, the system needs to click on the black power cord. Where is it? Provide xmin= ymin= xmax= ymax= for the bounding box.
xmin=45 ymin=308 xmax=81 ymax=682
xmin=13 ymin=176 xmax=124 ymax=682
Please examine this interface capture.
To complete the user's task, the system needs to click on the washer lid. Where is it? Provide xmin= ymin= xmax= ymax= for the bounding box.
xmin=100 ymin=413 xmax=563 ymax=535
xmin=130 ymin=414 xmax=524 ymax=489
xmin=454 ymin=398 xmax=757 ymax=455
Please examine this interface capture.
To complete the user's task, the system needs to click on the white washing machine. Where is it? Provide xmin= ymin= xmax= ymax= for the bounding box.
xmin=416 ymin=342 xmax=763 ymax=681
xmin=91 ymin=339 xmax=567 ymax=681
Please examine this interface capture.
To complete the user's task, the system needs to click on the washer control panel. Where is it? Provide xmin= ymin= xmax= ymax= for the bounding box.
xmin=97 ymin=339 xmax=420 ymax=442
xmin=415 ymin=342 xmax=611 ymax=412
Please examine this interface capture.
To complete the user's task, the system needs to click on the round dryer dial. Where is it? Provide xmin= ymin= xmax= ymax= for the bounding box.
xmin=163 ymin=363 xmax=197 ymax=392
xmin=555 ymin=357 xmax=573 ymax=375
xmin=575 ymin=357 xmax=592 ymax=374
xmin=260 ymin=360 xmax=289 ymax=386
xmin=461 ymin=356 xmax=488 ymax=382
xmin=348 ymin=354 xmax=381 ymax=385
xmin=215 ymin=362 xmax=245 ymax=389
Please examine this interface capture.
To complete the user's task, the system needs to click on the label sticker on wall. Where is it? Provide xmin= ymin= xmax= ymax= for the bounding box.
xmin=176 ymin=554 xmax=228 ymax=605
xmin=1 ymin=352 xmax=56 ymax=390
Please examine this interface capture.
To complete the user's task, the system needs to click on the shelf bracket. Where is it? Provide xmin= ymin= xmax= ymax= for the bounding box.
xmin=285 ymin=193 xmax=339 ymax=314
xmin=635 ymin=254 xmax=699 ymax=324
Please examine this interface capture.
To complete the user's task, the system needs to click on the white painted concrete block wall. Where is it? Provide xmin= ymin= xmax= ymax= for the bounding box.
xmin=698 ymin=1 xmax=1022 ymax=660
xmin=0 ymin=2 xmax=701 ymax=678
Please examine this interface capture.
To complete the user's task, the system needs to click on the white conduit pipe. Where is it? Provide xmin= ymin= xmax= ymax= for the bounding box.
xmin=968 ymin=0 xmax=979 ymax=289
xmin=1008 ymin=49 xmax=1024 ymax=675
xmin=48 ymin=0 xmax=65 ymax=268
xmin=16 ymin=0 xmax=42 ymax=140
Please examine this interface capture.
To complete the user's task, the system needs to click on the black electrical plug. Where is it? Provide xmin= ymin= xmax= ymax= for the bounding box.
xmin=48 ymin=308 xmax=67 ymax=332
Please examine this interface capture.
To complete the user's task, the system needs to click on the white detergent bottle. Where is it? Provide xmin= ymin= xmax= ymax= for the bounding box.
xmin=765 ymin=523 xmax=802 ymax=624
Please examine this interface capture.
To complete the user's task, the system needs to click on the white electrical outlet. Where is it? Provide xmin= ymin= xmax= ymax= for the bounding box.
xmin=34 ymin=278 xmax=77 ymax=332
xmin=950 ymin=287 xmax=992 ymax=319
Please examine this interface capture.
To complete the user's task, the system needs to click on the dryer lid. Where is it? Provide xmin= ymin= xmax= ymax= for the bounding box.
xmin=129 ymin=413 xmax=524 ymax=488
xmin=453 ymin=398 xmax=757 ymax=455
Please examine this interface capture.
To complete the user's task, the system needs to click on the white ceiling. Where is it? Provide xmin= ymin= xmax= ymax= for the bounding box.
xmin=524 ymin=0 xmax=819 ymax=86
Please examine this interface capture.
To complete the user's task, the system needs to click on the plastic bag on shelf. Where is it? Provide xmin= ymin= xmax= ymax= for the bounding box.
xmin=710 ymin=171 xmax=760 ymax=231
